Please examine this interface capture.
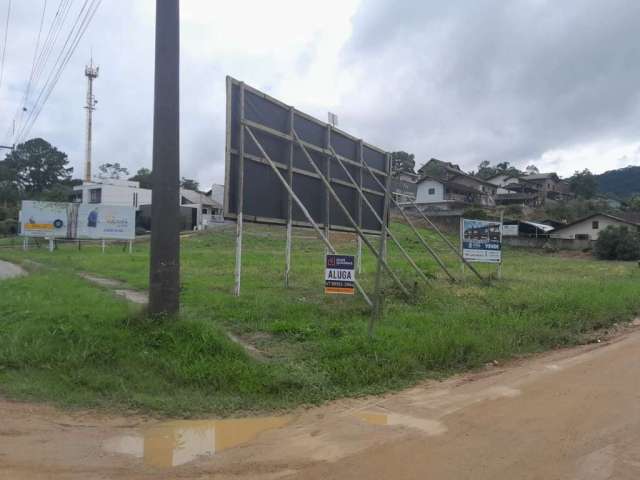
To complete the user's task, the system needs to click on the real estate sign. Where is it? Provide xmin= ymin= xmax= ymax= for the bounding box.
xmin=325 ymin=254 xmax=355 ymax=295
xmin=461 ymin=218 xmax=502 ymax=263
xmin=20 ymin=201 xmax=135 ymax=240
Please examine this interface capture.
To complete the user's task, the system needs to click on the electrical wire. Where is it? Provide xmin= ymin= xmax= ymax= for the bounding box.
xmin=0 ymin=0 xmax=13 ymax=92
xmin=16 ymin=0 xmax=100 ymax=144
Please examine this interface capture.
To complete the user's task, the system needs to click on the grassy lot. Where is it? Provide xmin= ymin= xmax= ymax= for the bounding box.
xmin=1 ymin=222 xmax=639 ymax=416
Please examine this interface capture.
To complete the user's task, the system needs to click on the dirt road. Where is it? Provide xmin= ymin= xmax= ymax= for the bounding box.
xmin=2 ymin=327 xmax=640 ymax=479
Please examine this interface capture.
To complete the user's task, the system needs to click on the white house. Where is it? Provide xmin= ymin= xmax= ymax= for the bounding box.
xmin=550 ymin=213 xmax=640 ymax=240
xmin=415 ymin=177 xmax=446 ymax=203
xmin=180 ymin=189 xmax=223 ymax=228
xmin=72 ymin=178 xmax=151 ymax=210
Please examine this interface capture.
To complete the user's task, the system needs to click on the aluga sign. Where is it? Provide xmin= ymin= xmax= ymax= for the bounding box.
xmin=325 ymin=254 xmax=355 ymax=295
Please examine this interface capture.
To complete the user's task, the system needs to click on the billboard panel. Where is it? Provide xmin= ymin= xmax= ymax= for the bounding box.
xmin=461 ymin=218 xmax=502 ymax=263
xmin=224 ymin=76 xmax=389 ymax=233
xmin=20 ymin=201 xmax=135 ymax=240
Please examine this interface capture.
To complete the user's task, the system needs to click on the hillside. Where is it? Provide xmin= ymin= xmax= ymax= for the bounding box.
xmin=596 ymin=165 xmax=640 ymax=198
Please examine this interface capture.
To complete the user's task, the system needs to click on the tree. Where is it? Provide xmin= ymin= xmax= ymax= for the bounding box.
xmin=391 ymin=151 xmax=415 ymax=175
xmin=98 ymin=162 xmax=130 ymax=179
xmin=626 ymin=195 xmax=640 ymax=212
xmin=180 ymin=177 xmax=199 ymax=191
xmin=525 ymin=164 xmax=539 ymax=175
xmin=474 ymin=160 xmax=522 ymax=179
xmin=1 ymin=138 xmax=72 ymax=196
xmin=594 ymin=225 xmax=640 ymax=261
xmin=129 ymin=167 xmax=153 ymax=189
xmin=569 ymin=169 xmax=597 ymax=199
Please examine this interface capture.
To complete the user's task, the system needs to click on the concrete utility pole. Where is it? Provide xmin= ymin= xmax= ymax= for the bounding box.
xmin=148 ymin=0 xmax=180 ymax=316
xmin=84 ymin=60 xmax=99 ymax=182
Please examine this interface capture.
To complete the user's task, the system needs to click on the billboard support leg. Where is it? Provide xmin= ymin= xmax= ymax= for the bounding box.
xmin=361 ymin=159 xmax=460 ymax=282
xmin=22 ymin=237 xmax=27 ymax=251
xmin=356 ymin=236 xmax=362 ymax=274
xmin=102 ymin=239 xmax=106 ymax=254
xmin=328 ymin=145 xmax=430 ymax=286
xmin=370 ymin=153 xmax=392 ymax=337
xmin=406 ymin=201 xmax=485 ymax=282
xmin=234 ymin=83 xmax=246 ymax=297
xmin=129 ymin=240 xmax=133 ymax=254
xmin=284 ymin=107 xmax=294 ymax=288
xmin=497 ymin=210 xmax=504 ymax=280
xmin=244 ymin=125 xmax=373 ymax=307
xmin=48 ymin=237 xmax=54 ymax=252
xmin=291 ymin=130 xmax=411 ymax=299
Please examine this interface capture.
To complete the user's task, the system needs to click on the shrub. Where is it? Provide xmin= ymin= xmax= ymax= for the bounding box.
xmin=594 ymin=225 xmax=640 ymax=261
xmin=0 ymin=219 xmax=19 ymax=236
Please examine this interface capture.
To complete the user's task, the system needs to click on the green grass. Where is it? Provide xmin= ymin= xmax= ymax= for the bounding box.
xmin=1 ymin=222 xmax=639 ymax=417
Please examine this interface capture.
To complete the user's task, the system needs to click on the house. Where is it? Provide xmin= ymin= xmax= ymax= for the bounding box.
xmin=486 ymin=173 xmax=543 ymax=207
xmin=520 ymin=173 xmax=573 ymax=202
xmin=549 ymin=213 xmax=640 ymax=240
xmin=391 ymin=171 xmax=419 ymax=202
xmin=71 ymin=178 xmax=152 ymax=210
xmin=415 ymin=159 xmax=496 ymax=208
xmin=180 ymin=188 xmax=223 ymax=228
xmin=502 ymin=220 xmax=555 ymax=237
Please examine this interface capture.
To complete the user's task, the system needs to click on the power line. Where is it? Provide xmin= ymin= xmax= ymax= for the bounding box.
xmin=0 ymin=0 xmax=12 ymax=91
xmin=15 ymin=0 xmax=100 ymax=144
xmin=4 ymin=0 xmax=48 ymax=143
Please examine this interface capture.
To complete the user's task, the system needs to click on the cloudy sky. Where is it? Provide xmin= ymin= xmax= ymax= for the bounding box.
xmin=1 ymin=0 xmax=639 ymax=188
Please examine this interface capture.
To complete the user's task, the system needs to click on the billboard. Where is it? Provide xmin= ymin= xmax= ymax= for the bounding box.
xmin=461 ymin=218 xmax=502 ymax=263
xmin=224 ymin=76 xmax=389 ymax=234
xmin=20 ymin=201 xmax=135 ymax=240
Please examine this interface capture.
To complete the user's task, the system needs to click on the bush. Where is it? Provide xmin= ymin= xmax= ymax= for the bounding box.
xmin=462 ymin=208 xmax=489 ymax=220
xmin=0 ymin=219 xmax=19 ymax=235
xmin=594 ymin=225 xmax=640 ymax=261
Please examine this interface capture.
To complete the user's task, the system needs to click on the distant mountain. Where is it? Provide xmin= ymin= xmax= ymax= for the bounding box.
xmin=596 ymin=166 xmax=640 ymax=199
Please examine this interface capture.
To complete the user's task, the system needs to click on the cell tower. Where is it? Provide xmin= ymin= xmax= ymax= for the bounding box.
xmin=84 ymin=59 xmax=99 ymax=182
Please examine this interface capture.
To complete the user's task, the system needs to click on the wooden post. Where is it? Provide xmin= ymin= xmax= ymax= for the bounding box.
xmin=291 ymin=130 xmax=410 ymax=298
xmin=328 ymin=145 xmax=430 ymax=285
xmin=357 ymin=140 xmax=364 ymax=274
xmin=370 ymin=153 xmax=392 ymax=336
xmin=234 ymin=83 xmax=246 ymax=297
xmin=245 ymin=125 xmax=373 ymax=307
xmin=284 ymin=107 xmax=294 ymax=288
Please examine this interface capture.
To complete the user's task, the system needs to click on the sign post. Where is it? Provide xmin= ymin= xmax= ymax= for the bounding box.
xmin=461 ymin=218 xmax=503 ymax=265
xmin=325 ymin=254 xmax=355 ymax=295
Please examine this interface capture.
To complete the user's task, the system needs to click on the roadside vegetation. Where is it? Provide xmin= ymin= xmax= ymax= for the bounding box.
xmin=1 ymin=221 xmax=639 ymax=417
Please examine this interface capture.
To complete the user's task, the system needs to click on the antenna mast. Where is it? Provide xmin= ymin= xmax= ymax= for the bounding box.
xmin=84 ymin=59 xmax=99 ymax=182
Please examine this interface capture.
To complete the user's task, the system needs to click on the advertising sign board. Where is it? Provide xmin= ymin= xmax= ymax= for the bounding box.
xmin=325 ymin=254 xmax=355 ymax=295
xmin=461 ymin=218 xmax=502 ymax=263
xmin=20 ymin=201 xmax=135 ymax=240
xmin=502 ymin=224 xmax=519 ymax=237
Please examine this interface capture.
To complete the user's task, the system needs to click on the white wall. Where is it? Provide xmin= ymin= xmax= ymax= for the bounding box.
xmin=73 ymin=181 xmax=152 ymax=210
xmin=550 ymin=215 xmax=637 ymax=240
xmin=416 ymin=180 xmax=444 ymax=203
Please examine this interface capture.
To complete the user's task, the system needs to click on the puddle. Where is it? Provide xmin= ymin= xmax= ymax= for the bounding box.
xmin=354 ymin=411 xmax=447 ymax=436
xmin=104 ymin=416 xmax=290 ymax=468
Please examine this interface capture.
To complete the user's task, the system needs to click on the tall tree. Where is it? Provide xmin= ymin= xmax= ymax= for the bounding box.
xmin=98 ymin=162 xmax=130 ymax=179
xmin=391 ymin=151 xmax=416 ymax=175
xmin=525 ymin=164 xmax=539 ymax=174
xmin=474 ymin=160 xmax=522 ymax=179
xmin=129 ymin=167 xmax=153 ymax=189
xmin=1 ymin=138 xmax=72 ymax=195
xmin=180 ymin=177 xmax=200 ymax=191
xmin=569 ymin=169 xmax=597 ymax=198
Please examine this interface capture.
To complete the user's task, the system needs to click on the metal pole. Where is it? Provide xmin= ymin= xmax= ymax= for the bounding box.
xmin=292 ymin=130 xmax=410 ymax=298
xmin=284 ymin=107 xmax=294 ymax=288
xmin=234 ymin=83 xmax=246 ymax=296
xmin=357 ymin=140 xmax=364 ymax=274
xmin=84 ymin=60 xmax=99 ymax=182
xmin=324 ymin=125 xmax=331 ymax=254
xmin=48 ymin=237 xmax=54 ymax=252
xmin=129 ymin=239 xmax=133 ymax=255
xmin=148 ymin=0 xmax=180 ymax=316
xmin=245 ymin=126 xmax=373 ymax=307
xmin=101 ymin=239 xmax=105 ymax=253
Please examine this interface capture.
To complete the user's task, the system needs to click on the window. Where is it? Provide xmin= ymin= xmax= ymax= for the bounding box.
xmin=576 ymin=234 xmax=590 ymax=240
xmin=133 ymin=192 xmax=138 ymax=207
xmin=89 ymin=188 xmax=102 ymax=204
xmin=202 ymin=208 xmax=208 ymax=214
xmin=592 ymin=221 xmax=599 ymax=230
xmin=428 ymin=188 xmax=436 ymax=195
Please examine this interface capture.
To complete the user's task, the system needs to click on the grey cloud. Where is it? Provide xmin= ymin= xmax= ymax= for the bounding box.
xmin=340 ymin=0 xmax=640 ymax=173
